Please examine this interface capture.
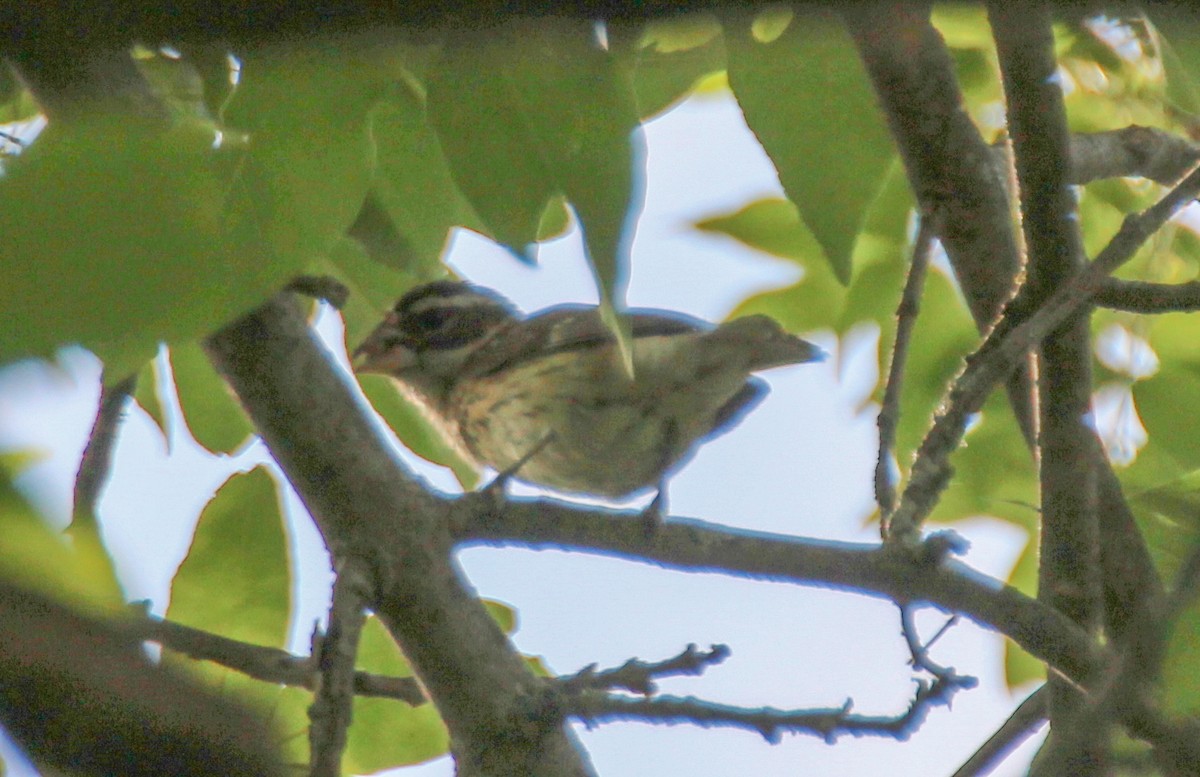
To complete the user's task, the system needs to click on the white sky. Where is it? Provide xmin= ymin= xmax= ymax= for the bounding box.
xmin=0 ymin=91 xmax=1041 ymax=776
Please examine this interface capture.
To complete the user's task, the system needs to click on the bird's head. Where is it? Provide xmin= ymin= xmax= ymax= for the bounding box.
xmin=352 ymin=280 xmax=518 ymax=387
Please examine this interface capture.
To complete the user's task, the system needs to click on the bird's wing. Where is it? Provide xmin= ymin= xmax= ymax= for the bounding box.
xmin=466 ymin=306 xmax=709 ymax=377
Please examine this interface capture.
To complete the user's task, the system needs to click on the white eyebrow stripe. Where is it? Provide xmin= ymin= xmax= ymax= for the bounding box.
xmin=404 ymin=292 xmax=496 ymax=316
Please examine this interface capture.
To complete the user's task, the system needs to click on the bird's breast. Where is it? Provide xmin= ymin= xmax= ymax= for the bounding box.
xmin=450 ymin=339 xmax=751 ymax=498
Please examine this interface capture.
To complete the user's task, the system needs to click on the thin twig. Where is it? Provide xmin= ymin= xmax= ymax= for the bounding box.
xmin=899 ymin=605 xmax=968 ymax=683
xmin=897 ymin=604 xmax=977 ymax=729
xmin=286 ymin=275 xmax=350 ymax=310
xmin=950 ymin=685 xmax=1047 ymax=777
xmin=308 ymin=560 xmax=371 ymax=777
xmin=1065 ymin=125 xmax=1200 ymax=187
xmin=69 ymin=373 xmax=135 ymax=536
xmin=886 ymin=160 xmax=1200 ymax=543
xmin=560 ymin=644 xmax=730 ymax=696
xmin=572 ymin=676 xmax=955 ymax=745
xmin=136 ymin=609 xmax=424 ymax=705
xmin=1095 ymin=278 xmax=1200 ymax=313
xmin=877 ymin=209 xmax=938 ymax=527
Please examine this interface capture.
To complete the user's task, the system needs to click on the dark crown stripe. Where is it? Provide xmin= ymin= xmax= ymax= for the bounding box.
xmin=422 ymin=306 xmax=512 ymax=350
xmin=394 ymin=280 xmax=512 ymax=314
xmin=393 ymin=281 xmax=517 ymax=353
xmin=394 ymin=280 xmax=470 ymax=310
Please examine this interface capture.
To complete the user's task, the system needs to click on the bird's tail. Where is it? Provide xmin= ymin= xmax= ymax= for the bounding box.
xmin=708 ymin=315 xmax=826 ymax=371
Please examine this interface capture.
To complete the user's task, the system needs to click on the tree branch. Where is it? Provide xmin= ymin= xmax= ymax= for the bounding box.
xmin=950 ymin=685 xmax=1047 ymax=777
xmin=884 ymin=158 xmax=1200 ymax=542
xmin=0 ymin=581 xmax=286 ymax=776
xmin=990 ymin=5 xmax=1102 ymax=766
xmin=70 ymin=373 xmax=135 ymax=541
xmin=1067 ymin=125 xmax=1200 ymax=187
xmin=560 ymin=643 xmax=731 ymax=696
xmin=1095 ymin=278 xmax=1200 ymax=313
xmin=1032 ymin=545 xmax=1200 ymax=777
xmin=876 ymin=209 xmax=938 ymax=522
xmin=844 ymin=2 xmax=1022 ymax=334
xmin=451 ymin=499 xmax=1102 ymax=687
xmin=137 ymin=609 xmax=426 ymax=705
xmin=845 ymin=1 xmax=1166 ymax=665
xmin=308 ymin=559 xmax=371 ymax=777
xmin=204 ymin=294 xmax=594 ymax=776
xmin=571 ymin=678 xmax=958 ymax=744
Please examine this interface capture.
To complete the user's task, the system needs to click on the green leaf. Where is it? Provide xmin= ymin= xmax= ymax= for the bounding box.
xmin=345 ymin=616 xmax=448 ymax=771
xmin=359 ymin=374 xmax=480 ymax=489
xmin=134 ymin=356 xmax=167 ymax=437
xmin=0 ymin=81 xmax=37 ymax=124
xmin=931 ymin=5 xmax=996 ymax=50
xmin=0 ymin=117 xmax=249 ymax=375
xmin=709 ymin=199 xmax=844 ymax=332
xmin=847 ymin=158 xmax=916 ymax=283
xmin=1130 ymin=361 xmax=1200 ymax=487
xmin=1127 ymin=471 xmax=1200 ymax=584
xmin=1004 ymin=541 xmax=1045 ymax=688
xmin=722 ymin=160 xmax=913 ymax=336
xmin=483 ymin=598 xmax=517 ymax=635
xmin=170 ymin=341 xmax=253 ymax=454
xmin=320 ymin=237 xmax=425 ymax=350
xmin=221 ymin=41 xmax=384 ymax=278
xmin=725 ymin=9 xmax=898 ymax=283
xmin=0 ymin=456 xmax=124 ymax=611
xmin=928 ymin=392 xmax=1039 ymax=532
xmin=694 ymin=197 xmax=826 ymax=265
xmin=611 ymin=14 xmax=727 ymax=120
xmin=168 ymin=467 xmax=290 ymax=649
xmin=371 ymin=89 xmax=485 ymax=273
xmin=1163 ymin=594 xmax=1200 ymax=717
xmin=638 ymin=13 xmax=724 ymax=54
xmin=537 ymin=195 xmax=573 ymax=242
xmin=163 ymin=467 xmax=304 ymax=753
xmin=727 ymin=274 xmax=843 ymax=336
xmin=135 ymin=49 xmax=212 ymax=121
xmin=0 ymin=42 xmax=397 ymax=375
xmin=426 ymin=18 xmax=642 ymax=313
xmin=1154 ymin=11 xmax=1200 ymax=121
xmin=887 ymin=270 xmax=982 ymax=462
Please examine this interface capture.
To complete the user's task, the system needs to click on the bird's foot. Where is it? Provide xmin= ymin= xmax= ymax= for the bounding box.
xmin=639 ymin=488 xmax=666 ymax=539
xmin=478 ymin=471 xmax=510 ymax=514
xmin=479 ymin=431 xmax=557 ymax=510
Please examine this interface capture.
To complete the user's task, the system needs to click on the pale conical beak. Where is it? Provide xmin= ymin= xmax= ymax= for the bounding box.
xmin=350 ymin=341 xmax=378 ymax=371
xmin=351 ymin=315 xmax=418 ymax=375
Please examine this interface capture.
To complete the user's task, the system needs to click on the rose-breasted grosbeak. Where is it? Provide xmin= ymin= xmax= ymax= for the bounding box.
xmin=353 ymin=280 xmax=824 ymax=502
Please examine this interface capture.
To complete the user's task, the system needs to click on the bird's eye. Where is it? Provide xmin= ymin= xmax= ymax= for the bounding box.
xmin=412 ymin=307 xmax=453 ymax=332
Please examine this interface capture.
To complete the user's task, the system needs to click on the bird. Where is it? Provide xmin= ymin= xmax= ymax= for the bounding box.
xmin=352 ymin=280 xmax=824 ymax=510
